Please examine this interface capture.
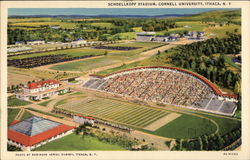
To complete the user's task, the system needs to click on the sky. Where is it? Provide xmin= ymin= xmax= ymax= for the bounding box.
xmin=8 ymin=8 xmax=237 ymax=16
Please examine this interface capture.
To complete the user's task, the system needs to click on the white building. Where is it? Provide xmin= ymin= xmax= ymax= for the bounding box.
xmin=16 ymin=79 xmax=69 ymax=101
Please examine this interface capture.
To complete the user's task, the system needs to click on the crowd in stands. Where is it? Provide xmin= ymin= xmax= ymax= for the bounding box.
xmin=98 ymin=69 xmax=213 ymax=107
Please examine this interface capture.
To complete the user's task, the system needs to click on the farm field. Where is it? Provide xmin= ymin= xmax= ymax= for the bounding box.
xmin=8 ymin=18 xmax=55 ymax=23
xmin=34 ymin=133 xmax=127 ymax=151
xmin=88 ymin=22 xmax=115 ymax=28
xmin=8 ymin=48 xmax=111 ymax=60
xmin=9 ymin=21 xmax=77 ymax=29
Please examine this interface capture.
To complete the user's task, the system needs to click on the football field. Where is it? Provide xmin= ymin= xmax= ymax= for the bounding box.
xmin=57 ymin=97 xmax=169 ymax=128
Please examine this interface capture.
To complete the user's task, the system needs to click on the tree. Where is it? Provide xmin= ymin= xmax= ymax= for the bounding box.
xmin=234 ymin=81 xmax=241 ymax=94
xmin=104 ymin=50 xmax=108 ymax=56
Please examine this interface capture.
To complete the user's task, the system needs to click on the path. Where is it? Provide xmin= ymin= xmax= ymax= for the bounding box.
xmin=14 ymin=107 xmax=25 ymax=120
xmin=26 ymin=109 xmax=79 ymax=127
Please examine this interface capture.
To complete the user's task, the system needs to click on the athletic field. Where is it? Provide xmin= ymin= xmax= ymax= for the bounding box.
xmin=57 ymin=97 xmax=169 ymax=128
xmin=54 ymin=95 xmax=241 ymax=139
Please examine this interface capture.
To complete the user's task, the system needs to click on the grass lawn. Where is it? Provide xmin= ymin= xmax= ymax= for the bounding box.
xmin=34 ymin=133 xmax=127 ymax=151
xmin=57 ymin=97 xmax=168 ymax=128
xmin=142 ymin=114 xmax=217 ymax=139
xmin=50 ymin=42 xmax=165 ymax=72
xmin=96 ymin=53 xmax=173 ymax=76
xmin=51 ymin=57 xmax=120 ymax=72
xmin=234 ymin=110 xmax=241 ymax=119
xmin=204 ymin=24 xmax=241 ymax=38
xmin=8 ymin=97 xmax=32 ymax=106
xmin=27 ymin=108 xmax=64 ymax=119
xmin=8 ymin=108 xmax=20 ymax=124
xmin=69 ymin=92 xmax=84 ymax=96
xmin=38 ymin=100 xmax=53 ymax=107
xmin=8 ymin=48 xmax=109 ymax=60
xmin=199 ymin=113 xmax=241 ymax=136
xmin=113 ymin=32 xmax=136 ymax=40
xmin=224 ymin=55 xmax=241 ymax=71
xmin=20 ymin=111 xmax=34 ymax=121
xmin=68 ymin=80 xmax=78 ymax=83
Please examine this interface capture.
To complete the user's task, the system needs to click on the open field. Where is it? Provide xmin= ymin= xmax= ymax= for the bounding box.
xmin=8 ymin=108 xmax=20 ymax=124
xmin=204 ymin=24 xmax=241 ymax=38
xmin=8 ymin=67 xmax=82 ymax=86
xmin=157 ymin=21 xmax=207 ymax=36
xmin=8 ymin=97 xmax=32 ymax=106
xmin=8 ymin=72 xmax=38 ymax=86
xmin=9 ymin=21 xmax=77 ymax=29
xmin=34 ymin=133 xmax=127 ymax=151
xmin=144 ymin=114 xmax=216 ymax=139
xmin=8 ymin=48 xmax=110 ymax=60
xmin=8 ymin=18 xmax=55 ymax=23
xmin=49 ymin=42 xmax=165 ymax=71
xmin=88 ymin=22 xmax=115 ymax=28
xmin=51 ymin=57 xmax=120 ymax=71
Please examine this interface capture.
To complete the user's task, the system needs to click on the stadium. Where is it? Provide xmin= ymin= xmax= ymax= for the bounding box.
xmin=83 ymin=66 xmax=238 ymax=116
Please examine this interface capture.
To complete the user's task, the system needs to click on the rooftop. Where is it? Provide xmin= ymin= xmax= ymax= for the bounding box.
xmin=27 ymin=79 xmax=59 ymax=89
xmin=8 ymin=116 xmax=74 ymax=146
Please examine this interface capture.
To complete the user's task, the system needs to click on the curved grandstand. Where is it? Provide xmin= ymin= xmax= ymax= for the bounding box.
xmin=83 ymin=66 xmax=238 ymax=116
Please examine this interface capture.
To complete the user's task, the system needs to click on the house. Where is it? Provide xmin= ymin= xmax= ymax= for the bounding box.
xmin=16 ymin=79 xmax=69 ymax=101
xmin=71 ymin=38 xmax=87 ymax=45
xmin=8 ymin=116 xmax=74 ymax=151
xmin=26 ymin=40 xmax=45 ymax=45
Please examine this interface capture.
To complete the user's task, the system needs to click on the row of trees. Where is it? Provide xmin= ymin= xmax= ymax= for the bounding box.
xmin=169 ymin=34 xmax=241 ymax=93
xmin=172 ymin=127 xmax=241 ymax=151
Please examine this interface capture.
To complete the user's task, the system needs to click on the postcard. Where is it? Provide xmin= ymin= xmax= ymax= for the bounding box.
xmin=1 ymin=1 xmax=249 ymax=160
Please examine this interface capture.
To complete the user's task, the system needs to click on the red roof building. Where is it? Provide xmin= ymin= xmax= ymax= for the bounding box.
xmin=16 ymin=79 xmax=69 ymax=101
xmin=8 ymin=116 xmax=74 ymax=151
xmin=27 ymin=80 xmax=59 ymax=89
